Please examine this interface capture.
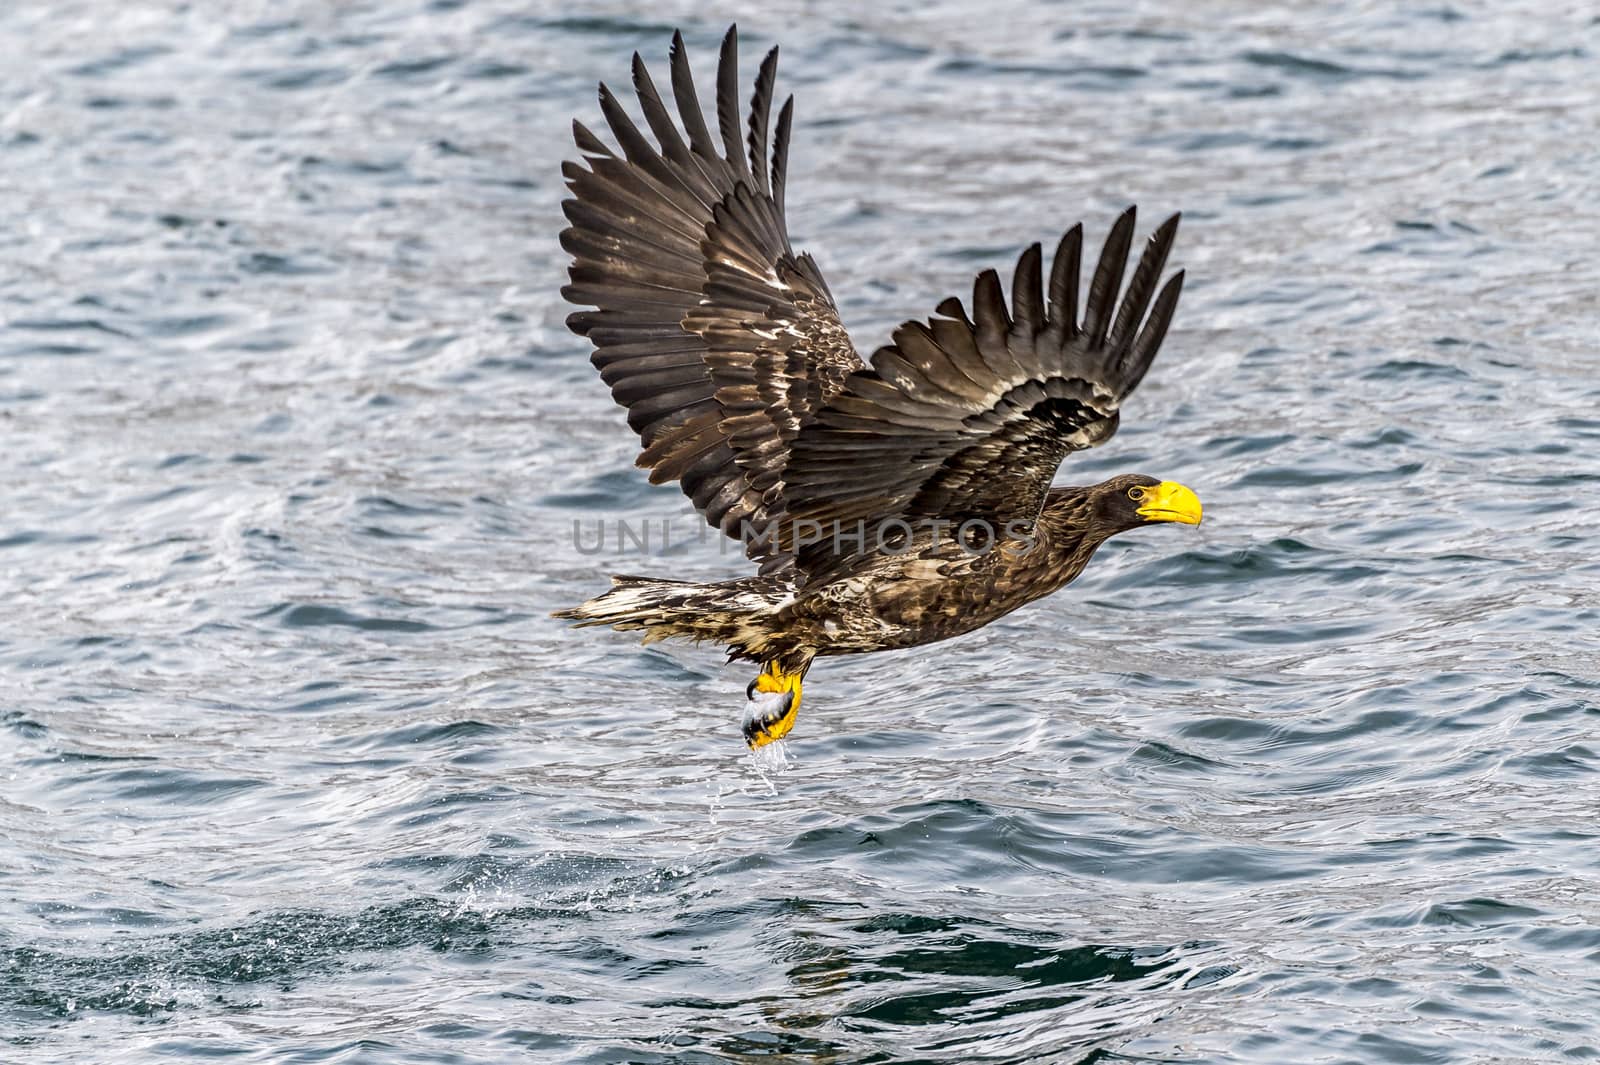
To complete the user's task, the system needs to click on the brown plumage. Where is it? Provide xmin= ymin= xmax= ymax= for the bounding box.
xmin=554 ymin=26 xmax=1202 ymax=746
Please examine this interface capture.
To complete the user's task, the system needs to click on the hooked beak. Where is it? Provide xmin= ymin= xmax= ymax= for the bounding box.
xmin=1136 ymin=481 xmax=1203 ymax=525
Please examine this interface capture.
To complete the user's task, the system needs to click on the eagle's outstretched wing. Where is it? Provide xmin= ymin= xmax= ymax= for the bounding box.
xmin=561 ymin=27 xmax=862 ymax=572
xmin=781 ymin=208 xmax=1184 ymax=576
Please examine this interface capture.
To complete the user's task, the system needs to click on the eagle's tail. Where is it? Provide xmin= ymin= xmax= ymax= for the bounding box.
xmin=552 ymin=575 xmax=786 ymax=653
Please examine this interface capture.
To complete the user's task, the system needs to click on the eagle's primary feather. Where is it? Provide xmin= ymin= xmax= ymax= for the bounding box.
xmin=561 ymin=27 xmax=861 ymax=576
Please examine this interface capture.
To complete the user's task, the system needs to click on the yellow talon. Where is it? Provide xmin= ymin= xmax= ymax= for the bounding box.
xmin=744 ymin=662 xmax=802 ymax=748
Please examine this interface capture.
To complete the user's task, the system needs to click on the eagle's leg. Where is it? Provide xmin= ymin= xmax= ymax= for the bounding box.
xmin=742 ymin=660 xmax=804 ymax=748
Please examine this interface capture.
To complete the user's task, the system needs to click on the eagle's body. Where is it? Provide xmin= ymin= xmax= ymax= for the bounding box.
xmin=775 ymin=486 xmax=1148 ymax=658
xmin=555 ymin=27 xmax=1202 ymax=745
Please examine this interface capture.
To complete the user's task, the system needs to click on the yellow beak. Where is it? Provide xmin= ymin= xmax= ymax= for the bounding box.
xmin=1136 ymin=481 xmax=1203 ymax=525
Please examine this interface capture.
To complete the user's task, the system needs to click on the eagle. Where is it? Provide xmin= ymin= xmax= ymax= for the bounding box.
xmin=554 ymin=26 xmax=1201 ymax=748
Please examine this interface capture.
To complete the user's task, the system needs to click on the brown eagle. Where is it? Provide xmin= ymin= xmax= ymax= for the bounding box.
xmin=554 ymin=27 xmax=1202 ymax=747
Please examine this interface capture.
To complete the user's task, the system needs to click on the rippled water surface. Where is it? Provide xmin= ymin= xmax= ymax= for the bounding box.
xmin=5 ymin=2 xmax=1600 ymax=1062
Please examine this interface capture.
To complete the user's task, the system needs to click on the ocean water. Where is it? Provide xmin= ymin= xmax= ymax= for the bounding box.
xmin=3 ymin=2 xmax=1599 ymax=1062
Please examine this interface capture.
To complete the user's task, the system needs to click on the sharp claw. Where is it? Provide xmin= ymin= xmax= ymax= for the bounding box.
xmin=742 ymin=665 xmax=802 ymax=747
xmin=742 ymin=689 xmax=795 ymax=747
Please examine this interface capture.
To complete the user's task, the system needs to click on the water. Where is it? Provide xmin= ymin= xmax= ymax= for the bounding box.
xmin=3 ymin=1 xmax=1598 ymax=1061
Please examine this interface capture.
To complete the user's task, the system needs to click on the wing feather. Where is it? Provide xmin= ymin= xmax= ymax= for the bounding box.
xmin=716 ymin=29 xmax=750 ymax=180
xmin=771 ymin=96 xmax=794 ymax=220
xmin=1044 ymin=223 xmax=1082 ymax=343
xmin=630 ymin=55 xmax=695 ymax=175
xmin=562 ymin=26 xmax=865 ymax=573
xmin=669 ymin=33 xmax=719 ymax=163
xmin=1108 ymin=212 xmax=1178 ymax=356
xmin=1010 ymin=243 xmax=1044 ymax=338
xmin=747 ymin=47 xmax=778 ymax=195
xmin=1081 ymin=208 xmax=1135 ymax=348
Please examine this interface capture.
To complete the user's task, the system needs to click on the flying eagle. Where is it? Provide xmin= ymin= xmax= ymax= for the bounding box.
xmin=554 ymin=27 xmax=1201 ymax=747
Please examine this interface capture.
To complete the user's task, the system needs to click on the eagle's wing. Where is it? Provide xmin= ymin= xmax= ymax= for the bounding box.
xmin=781 ymin=208 xmax=1183 ymax=575
xmin=561 ymin=27 xmax=862 ymax=572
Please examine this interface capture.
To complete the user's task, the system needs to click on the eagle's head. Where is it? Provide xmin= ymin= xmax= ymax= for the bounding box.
xmin=1095 ymin=474 xmax=1203 ymax=531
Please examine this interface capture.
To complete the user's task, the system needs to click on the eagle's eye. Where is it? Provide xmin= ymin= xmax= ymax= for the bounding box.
xmin=1127 ymin=486 xmax=1147 ymax=502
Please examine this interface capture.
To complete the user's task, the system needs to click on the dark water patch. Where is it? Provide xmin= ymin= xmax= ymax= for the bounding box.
xmin=1360 ymin=358 xmax=1475 ymax=382
xmin=1106 ymin=537 xmax=1369 ymax=589
xmin=240 ymin=65 xmax=349 ymax=91
xmin=3 ymin=316 xmax=133 ymax=339
xmin=276 ymin=681 xmax=372 ymax=713
xmin=66 ymin=44 xmax=175 ymax=78
xmin=1233 ymin=460 xmax=1424 ymax=487
xmin=3 ymin=711 xmax=50 ymax=740
xmin=268 ymin=604 xmax=436 ymax=634
xmin=1421 ymin=898 xmax=1547 ymax=928
xmin=38 ymin=767 xmax=269 ymax=806
xmin=1518 ymin=924 xmax=1600 ymax=954
xmin=239 ymin=251 xmax=334 ymax=276
xmin=358 ymin=523 xmax=426 ymax=542
xmin=114 ymin=484 xmax=199 ymax=510
xmin=1 ymin=898 xmax=527 ymax=1022
xmin=1347 ymin=426 xmax=1420 ymax=449
xmin=1124 ymin=739 xmax=1231 ymax=775
xmin=83 ymin=93 xmax=178 ymax=112
xmin=1503 ymin=744 xmax=1599 ymax=779
xmin=6 ymin=342 xmax=94 ymax=361
xmin=335 ymin=719 xmax=507 ymax=753
xmin=155 ymin=212 xmax=223 ymax=230
xmin=1160 ymin=130 xmax=1328 ymax=154
xmin=1483 ymin=47 xmax=1588 ymax=67
xmin=142 ymin=314 xmax=233 ymax=339
xmin=838 ymin=934 xmax=1197 ymax=1026
xmin=525 ymin=15 xmax=683 ymax=38
xmin=1241 ymin=50 xmax=1422 ymax=82
xmin=297 ymin=153 xmax=416 ymax=182
xmin=0 ymin=530 xmax=101 ymax=550
xmin=373 ymin=55 xmax=457 ymax=80
xmin=1224 ymin=83 xmax=1284 ymax=100
xmin=227 ymin=17 xmax=299 ymax=40
xmin=41 ymin=749 xmax=159 ymax=767
xmin=541 ymin=468 xmax=671 ymax=511
xmin=937 ymin=57 xmax=1147 ymax=85
xmin=377 ymin=331 xmax=458 ymax=365
xmin=357 ymin=494 xmax=462 ymax=518
xmin=1105 ymin=27 xmax=1190 ymax=43
xmin=464 ymin=59 xmax=531 ymax=80
xmin=391 ymin=788 xmax=523 ymax=831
